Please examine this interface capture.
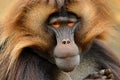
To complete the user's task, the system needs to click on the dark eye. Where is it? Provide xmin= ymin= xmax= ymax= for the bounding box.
xmin=67 ymin=21 xmax=76 ymax=28
xmin=52 ymin=22 xmax=61 ymax=28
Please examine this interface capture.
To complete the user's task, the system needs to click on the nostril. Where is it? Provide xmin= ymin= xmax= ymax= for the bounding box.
xmin=67 ymin=40 xmax=70 ymax=44
xmin=62 ymin=41 xmax=66 ymax=44
xmin=62 ymin=39 xmax=71 ymax=44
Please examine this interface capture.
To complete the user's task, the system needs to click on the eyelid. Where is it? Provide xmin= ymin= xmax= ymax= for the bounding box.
xmin=67 ymin=21 xmax=76 ymax=27
xmin=52 ymin=21 xmax=61 ymax=28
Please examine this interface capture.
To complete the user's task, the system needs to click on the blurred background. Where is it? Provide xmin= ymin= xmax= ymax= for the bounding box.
xmin=0 ymin=0 xmax=120 ymax=55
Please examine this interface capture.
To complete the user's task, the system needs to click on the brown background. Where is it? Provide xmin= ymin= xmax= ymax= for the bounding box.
xmin=0 ymin=0 xmax=120 ymax=56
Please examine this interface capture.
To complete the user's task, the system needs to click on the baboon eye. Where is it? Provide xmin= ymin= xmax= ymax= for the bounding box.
xmin=67 ymin=21 xmax=75 ymax=27
xmin=52 ymin=22 xmax=61 ymax=28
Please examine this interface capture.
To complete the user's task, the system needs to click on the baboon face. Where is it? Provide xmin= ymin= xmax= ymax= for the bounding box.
xmin=4 ymin=0 xmax=111 ymax=72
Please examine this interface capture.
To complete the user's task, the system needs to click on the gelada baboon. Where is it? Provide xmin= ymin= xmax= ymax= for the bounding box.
xmin=0 ymin=0 xmax=120 ymax=80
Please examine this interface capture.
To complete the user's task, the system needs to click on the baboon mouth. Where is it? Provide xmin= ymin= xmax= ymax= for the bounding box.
xmin=55 ymin=55 xmax=80 ymax=72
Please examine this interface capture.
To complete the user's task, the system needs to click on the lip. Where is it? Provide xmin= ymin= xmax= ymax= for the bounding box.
xmin=55 ymin=55 xmax=80 ymax=72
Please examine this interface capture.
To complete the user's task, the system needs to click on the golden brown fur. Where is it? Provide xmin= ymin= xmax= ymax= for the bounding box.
xmin=0 ymin=0 xmax=120 ymax=80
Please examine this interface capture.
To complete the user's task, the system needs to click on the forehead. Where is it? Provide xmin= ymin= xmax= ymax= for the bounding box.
xmin=27 ymin=0 xmax=70 ymax=8
xmin=26 ymin=0 xmax=97 ymax=18
xmin=26 ymin=0 xmax=95 ymax=14
xmin=24 ymin=0 xmax=95 ymax=25
xmin=27 ymin=0 xmax=90 ymax=11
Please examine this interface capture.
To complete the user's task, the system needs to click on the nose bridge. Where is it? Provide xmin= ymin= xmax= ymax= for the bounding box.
xmin=56 ymin=27 xmax=74 ymax=44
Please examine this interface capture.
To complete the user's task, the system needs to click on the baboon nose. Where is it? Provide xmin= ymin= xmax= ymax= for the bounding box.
xmin=62 ymin=39 xmax=71 ymax=44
